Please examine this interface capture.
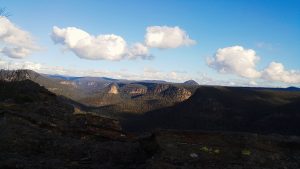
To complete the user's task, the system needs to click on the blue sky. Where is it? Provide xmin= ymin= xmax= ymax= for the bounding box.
xmin=1 ymin=0 xmax=300 ymax=86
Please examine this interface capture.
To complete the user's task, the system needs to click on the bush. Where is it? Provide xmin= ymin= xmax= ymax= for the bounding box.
xmin=14 ymin=95 xmax=34 ymax=104
xmin=241 ymin=149 xmax=251 ymax=156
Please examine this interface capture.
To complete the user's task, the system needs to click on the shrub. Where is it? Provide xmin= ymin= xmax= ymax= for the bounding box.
xmin=241 ymin=149 xmax=251 ymax=156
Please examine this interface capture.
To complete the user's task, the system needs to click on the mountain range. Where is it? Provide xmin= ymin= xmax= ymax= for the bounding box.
xmin=12 ymin=70 xmax=197 ymax=114
xmin=1 ymin=69 xmax=300 ymax=168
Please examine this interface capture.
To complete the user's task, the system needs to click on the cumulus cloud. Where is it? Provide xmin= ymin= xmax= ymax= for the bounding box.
xmin=141 ymin=67 xmax=189 ymax=82
xmin=262 ymin=62 xmax=300 ymax=83
xmin=51 ymin=26 xmax=150 ymax=60
xmin=208 ymin=45 xmax=300 ymax=84
xmin=51 ymin=25 xmax=196 ymax=60
xmin=249 ymin=80 xmax=258 ymax=86
xmin=207 ymin=46 xmax=261 ymax=78
xmin=0 ymin=58 xmax=192 ymax=82
xmin=0 ymin=17 xmax=39 ymax=58
xmin=0 ymin=59 xmax=42 ymax=71
xmin=145 ymin=26 xmax=196 ymax=49
xmin=127 ymin=43 xmax=152 ymax=60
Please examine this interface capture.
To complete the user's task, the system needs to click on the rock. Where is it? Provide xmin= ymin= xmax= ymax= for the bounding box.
xmin=122 ymin=84 xmax=147 ymax=96
xmin=160 ymin=86 xmax=192 ymax=101
xmin=190 ymin=153 xmax=198 ymax=158
xmin=107 ymin=83 xmax=119 ymax=94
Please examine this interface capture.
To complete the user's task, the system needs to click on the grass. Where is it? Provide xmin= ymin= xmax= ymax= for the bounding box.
xmin=200 ymin=146 xmax=220 ymax=154
xmin=241 ymin=149 xmax=251 ymax=156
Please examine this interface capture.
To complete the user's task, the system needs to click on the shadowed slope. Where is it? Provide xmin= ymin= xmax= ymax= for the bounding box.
xmin=122 ymin=86 xmax=300 ymax=135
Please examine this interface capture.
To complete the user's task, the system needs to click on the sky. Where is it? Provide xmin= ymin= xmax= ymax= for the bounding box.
xmin=0 ymin=0 xmax=300 ymax=87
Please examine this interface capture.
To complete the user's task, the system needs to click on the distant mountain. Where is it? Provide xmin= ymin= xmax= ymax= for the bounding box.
xmin=139 ymin=80 xmax=168 ymax=83
xmin=286 ymin=86 xmax=300 ymax=91
xmin=5 ymin=69 xmax=300 ymax=119
xmin=250 ymin=86 xmax=300 ymax=92
xmin=183 ymin=80 xmax=199 ymax=86
xmin=45 ymin=74 xmax=83 ymax=81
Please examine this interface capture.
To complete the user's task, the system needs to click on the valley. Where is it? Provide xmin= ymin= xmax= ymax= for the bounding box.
xmin=1 ymin=1 xmax=299 ymax=168
xmin=1 ymin=70 xmax=300 ymax=169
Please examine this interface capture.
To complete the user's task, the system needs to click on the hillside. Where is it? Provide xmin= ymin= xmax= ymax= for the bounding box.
xmin=1 ymin=79 xmax=300 ymax=168
xmin=1 ymin=70 xmax=197 ymax=114
xmin=122 ymin=86 xmax=300 ymax=136
xmin=0 ymin=80 xmax=151 ymax=168
xmin=183 ymin=80 xmax=199 ymax=86
xmin=78 ymin=83 xmax=195 ymax=117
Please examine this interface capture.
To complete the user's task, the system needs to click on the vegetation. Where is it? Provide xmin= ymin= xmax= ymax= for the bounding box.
xmin=0 ymin=70 xmax=42 ymax=104
xmin=122 ymin=86 xmax=300 ymax=136
xmin=1 ymin=71 xmax=300 ymax=168
xmin=200 ymin=146 xmax=220 ymax=154
xmin=241 ymin=149 xmax=251 ymax=156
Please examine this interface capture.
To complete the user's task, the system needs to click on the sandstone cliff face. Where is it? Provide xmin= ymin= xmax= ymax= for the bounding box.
xmin=129 ymin=88 xmax=147 ymax=94
xmin=122 ymin=85 xmax=147 ymax=96
xmin=108 ymin=84 xmax=119 ymax=94
xmin=148 ymin=84 xmax=170 ymax=94
xmin=122 ymin=83 xmax=192 ymax=102
xmin=161 ymin=86 xmax=192 ymax=101
xmin=174 ymin=87 xmax=192 ymax=101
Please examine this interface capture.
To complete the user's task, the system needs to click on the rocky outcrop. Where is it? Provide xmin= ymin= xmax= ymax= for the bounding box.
xmin=107 ymin=83 xmax=119 ymax=94
xmin=145 ymin=84 xmax=170 ymax=94
xmin=122 ymin=84 xmax=147 ymax=96
xmin=160 ymin=86 xmax=192 ymax=101
xmin=129 ymin=88 xmax=147 ymax=95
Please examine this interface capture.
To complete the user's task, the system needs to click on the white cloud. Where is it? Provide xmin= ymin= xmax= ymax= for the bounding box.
xmin=2 ymin=57 xmax=299 ymax=86
xmin=249 ymin=80 xmax=257 ymax=86
xmin=207 ymin=45 xmax=300 ymax=84
xmin=126 ymin=43 xmax=152 ymax=60
xmin=145 ymin=26 xmax=196 ymax=49
xmin=0 ymin=58 xmax=192 ymax=83
xmin=0 ymin=58 xmax=42 ymax=71
xmin=0 ymin=17 xmax=39 ymax=58
xmin=141 ymin=67 xmax=189 ymax=82
xmin=51 ymin=26 xmax=126 ymax=60
xmin=51 ymin=26 xmax=150 ymax=60
xmin=207 ymin=46 xmax=261 ymax=78
xmin=51 ymin=25 xmax=195 ymax=60
xmin=262 ymin=62 xmax=300 ymax=83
